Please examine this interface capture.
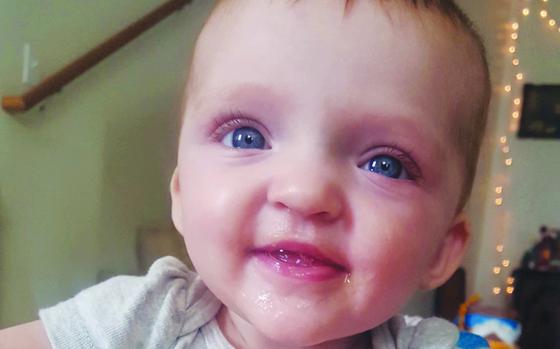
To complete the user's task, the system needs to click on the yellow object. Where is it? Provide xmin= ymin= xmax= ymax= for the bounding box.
xmin=488 ymin=339 xmax=514 ymax=349
xmin=458 ymin=294 xmax=481 ymax=330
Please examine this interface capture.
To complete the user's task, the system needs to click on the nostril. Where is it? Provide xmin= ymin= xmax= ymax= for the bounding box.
xmin=267 ymin=182 xmax=344 ymax=221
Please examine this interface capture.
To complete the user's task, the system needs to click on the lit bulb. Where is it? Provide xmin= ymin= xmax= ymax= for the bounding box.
xmin=504 ymin=85 xmax=512 ymax=92
xmin=496 ymin=244 xmax=504 ymax=252
xmin=495 ymin=198 xmax=503 ymax=206
xmin=513 ymin=59 xmax=520 ymax=66
xmin=507 ymin=277 xmax=515 ymax=284
xmin=493 ymin=287 xmax=501 ymax=295
xmin=502 ymin=259 xmax=511 ymax=267
xmin=522 ymin=8 xmax=530 ymax=16
xmin=506 ymin=286 xmax=515 ymax=294
xmin=514 ymin=98 xmax=521 ymax=105
xmin=493 ymin=267 xmax=501 ymax=274
xmin=505 ymin=158 xmax=513 ymax=166
xmin=509 ymin=46 xmax=516 ymax=53
xmin=512 ymin=22 xmax=519 ymax=30
xmin=495 ymin=187 xmax=503 ymax=194
xmin=549 ymin=19 xmax=556 ymax=27
xmin=502 ymin=146 xmax=510 ymax=153
xmin=512 ymin=111 xmax=520 ymax=119
xmin=516 ymin=73 xmax=524 ymax=80
xmin=511 ymin=33 xmax=518 ymax=40
xmin=541 ymin=10 xmax=548 ymax=18
xmin=500 ymin=136 xmax=507 ymax=143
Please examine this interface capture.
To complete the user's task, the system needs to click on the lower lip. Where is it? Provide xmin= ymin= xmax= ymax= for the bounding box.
xmin=252 ymin=250 xmax=346 ymax=282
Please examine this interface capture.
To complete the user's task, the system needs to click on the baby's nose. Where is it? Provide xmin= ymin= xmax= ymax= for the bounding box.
xmin=266 ymin=161 xmax=345 ymax=222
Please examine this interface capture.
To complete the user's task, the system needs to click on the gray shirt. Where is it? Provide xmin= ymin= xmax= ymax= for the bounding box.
xmin=39 ymin=257 xmax=461 ymax=348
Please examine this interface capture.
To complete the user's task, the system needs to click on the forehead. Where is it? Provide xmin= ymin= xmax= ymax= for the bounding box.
xmin=188 ymin=0 xmax=480 ymax=150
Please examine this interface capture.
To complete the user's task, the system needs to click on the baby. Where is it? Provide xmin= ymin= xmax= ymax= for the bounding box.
xmin=0 ymin=0 xmax=490 ymax=348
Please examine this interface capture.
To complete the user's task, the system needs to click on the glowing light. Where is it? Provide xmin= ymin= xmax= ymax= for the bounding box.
xmin=502 ymin=259 xmax=511 ymax=267
xmin=502 ymin=146 xmax=510 ymax=153
xmin=493 ymin=287 xmax=501 ymax=295
xmin=512 ymin=111 xmax=520 ymax=119
xmin=506 ymin=286 xmax=515 ymax=294
xmin=511 ymin=33 xmax=518 ymax=40
xmin=496 ymin=244 xmax=504 ymax=252
xmin=516 ymin=73 xmax=524 ymax=80
xmin=507 ymin=277 xmax=515 ymax=284
xmin=495 ymin=187 xmax=503 ymax=194
xmin=500 ymin=136 xmax=508 ymax=143
xmin=541 ymin=10 xmax=548 ymax=18
xmin=509 ymin=46 xmax=516 ymax=53
xmin=522 ymin=8 xmax=530 ymax=16
xmin=504 ymin=85 xmax=512 ymax=92
xmin=513 ymin=59 xmax=520 ymax=66
xmin=495 ymin=198 xmax=503 ymax=206
xmin=549 ymin=19 xmax=556 ymax=27
xmin=512 ymin=22 xmax=519 ymax=30
xmin=505 ymin=158 xmax=513 ymax=166
xmin=514 ymin=98 xmax=521 ymax=105
xmin=493 ymin=267 xmax=501 ymax=274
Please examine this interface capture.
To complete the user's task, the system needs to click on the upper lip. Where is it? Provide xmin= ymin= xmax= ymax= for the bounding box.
xmin=251 ymin=240 xmax=349 ymax=271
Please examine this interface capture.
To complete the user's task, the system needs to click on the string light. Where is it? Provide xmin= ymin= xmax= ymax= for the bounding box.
xmin=512 ymin=58 xmax=520 ymax=66
xmin=549 ymin=19 xmax=556 ymax=27
xmin=493 ymin=267 xmax=502 ymax=275
xmin=512 ymin=22 xmax=519 ymax=30
xmin=512 ymin=111 xmax=520 ymax=119
xmin=506 ymin=286 xmax=515 ymax=294
xmin=514 ymin=98 xmax=521 ymax=105
xmin=522 ymin=8 xmax=530 ymax=16
xmin=495 ymin=186 xmax=503 ymax=194
xmin=493 ymin=287 xmax=502 ymax=295
xmin=541 ymin=10 xmax=548 ymax=18
xmin=507 ymin=277 xmax=515 ymax=285
xmin=516 ymin=73 xmax=524 ymax=80
xmin=496 ymin=244 xmax=505 ymax=253
xmin=502 ymin=259 xmax=511 ymax=268
xmin=505 ymin=158 xmax=513 ymax=166
xmin=504 ymin=85 xmax=512 ymax=92
xmin=495 ymin=198 xmax=504 ymax=206
xmin=500 ymin=136 xmax=508 ymax=144
xmin=502 ymin=146 xmax=510 ymax=153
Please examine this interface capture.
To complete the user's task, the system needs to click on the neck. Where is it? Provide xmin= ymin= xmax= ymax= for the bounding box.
xmin=216 ymin=306 xmax=371 ymax=349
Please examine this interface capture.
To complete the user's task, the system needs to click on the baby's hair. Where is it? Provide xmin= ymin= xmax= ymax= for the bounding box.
xmin=192 ymin=0 xmax=491 ymax=211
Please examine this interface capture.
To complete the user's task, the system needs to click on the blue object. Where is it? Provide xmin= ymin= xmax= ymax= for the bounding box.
xmin=457 ymin=331 xmax=490 ymax=349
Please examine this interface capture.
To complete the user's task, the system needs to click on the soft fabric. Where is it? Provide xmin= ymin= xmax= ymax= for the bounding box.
xmin=39 ymin=256 xmax=479 ymax=348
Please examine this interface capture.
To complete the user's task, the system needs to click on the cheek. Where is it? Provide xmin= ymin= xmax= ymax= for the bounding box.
xmin=348 ymin=193 xmax=448 ymax=303
xmin=176 ymin=153 xmax=266 ymax=274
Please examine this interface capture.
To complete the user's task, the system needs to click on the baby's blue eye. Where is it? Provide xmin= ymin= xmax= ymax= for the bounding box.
xmin=223 ymin=127 xmax=266 ymax=149
xmin=363 ymin=155 xmax=406 ymax=179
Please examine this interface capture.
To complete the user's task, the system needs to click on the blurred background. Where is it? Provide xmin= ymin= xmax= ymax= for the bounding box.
xmin=1 ymin=1 xmax=559 ymax=345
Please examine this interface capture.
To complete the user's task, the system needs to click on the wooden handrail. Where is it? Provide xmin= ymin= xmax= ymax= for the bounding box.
xmin=2 ymin=0 xmax=190 ymax=114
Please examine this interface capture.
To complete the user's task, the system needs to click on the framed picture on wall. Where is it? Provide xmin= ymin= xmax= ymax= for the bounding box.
xmin=518 ymin=84 xmax=560 ymax=139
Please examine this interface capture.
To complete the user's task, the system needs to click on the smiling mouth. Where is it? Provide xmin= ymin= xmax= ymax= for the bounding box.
xmin=251 ymin=241 xmax=348 ymax=282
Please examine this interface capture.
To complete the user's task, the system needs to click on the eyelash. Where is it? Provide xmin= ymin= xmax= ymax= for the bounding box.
xmin=208 ymin=110 xmax=268 ymax=145
xmin=361 ymin=146 xmax=423 ymax=181
xmin=208 ymin=111 xmax=423 ymax=181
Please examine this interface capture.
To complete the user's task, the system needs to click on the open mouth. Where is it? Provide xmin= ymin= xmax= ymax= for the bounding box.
xmin=251 ymin=241 xmax=348 ymax=282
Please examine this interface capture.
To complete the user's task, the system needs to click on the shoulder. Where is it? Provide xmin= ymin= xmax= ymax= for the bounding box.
xmin=39 ymin=256 xmax=222 ymax=349
xmin=371 ymin=315 xmax=489 ymax=349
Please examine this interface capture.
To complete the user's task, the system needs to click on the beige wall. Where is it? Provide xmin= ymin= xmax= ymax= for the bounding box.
xmin=458 ymin=0 xmax=560 ymax=306
xmin=0 ymin=0 xmax=215 ymax=327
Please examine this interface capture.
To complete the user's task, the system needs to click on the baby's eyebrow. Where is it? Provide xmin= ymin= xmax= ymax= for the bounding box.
xmin=219 ymin=82 xmax=291 ymax=109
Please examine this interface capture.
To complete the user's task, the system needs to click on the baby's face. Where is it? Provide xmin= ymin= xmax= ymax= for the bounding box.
xmin=172 ymin=0 xmax=480 ymax=346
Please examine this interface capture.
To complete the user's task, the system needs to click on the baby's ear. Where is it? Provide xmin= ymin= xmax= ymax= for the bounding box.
xmin=170 ymin=167 xmax=184 ymax=234
xmin=419 ymin=214 xmax=470 ymax=290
